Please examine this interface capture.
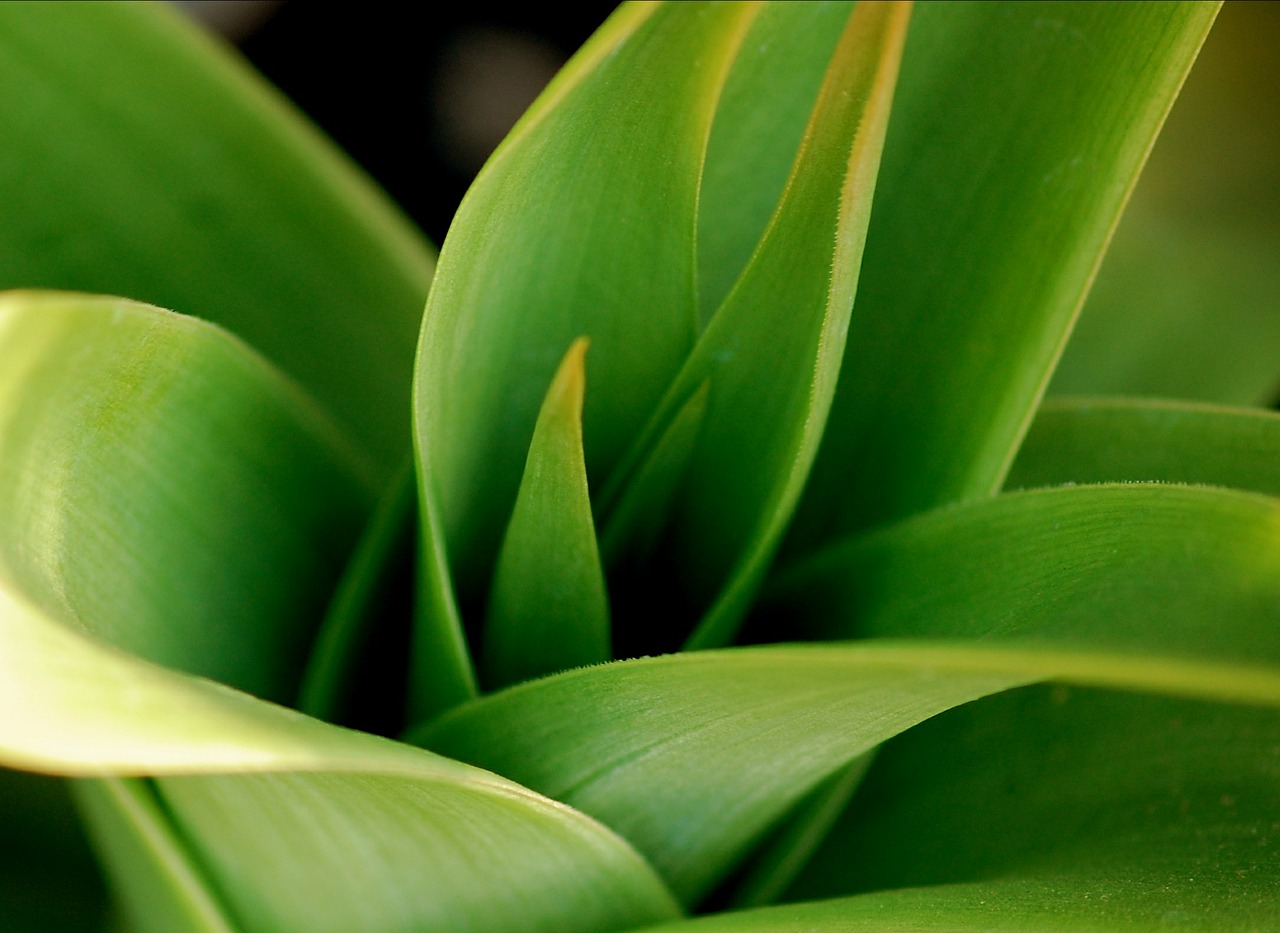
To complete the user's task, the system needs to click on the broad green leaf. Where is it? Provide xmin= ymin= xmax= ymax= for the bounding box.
xmin=789 ymin=1 xmax=1220 ymax=547
xmin=411 ymin=1 xmax=758 ymax=718
xmin=0 ymin=586 xmax=681 ymax=933
xmin=0 ymin=769 xmax=107 ymax=932
xmin=1007 ymin=397 xmax=1280 ymax=494
xmin=776 ymin=687 xmax=1280 ymax=931
xmin=483 ymin=338 xmax=609 ymax=689
xmin=298 ymin=463 xmax=416 ymax=726
xmin=0 ymin=292 xmax=374 ymax=701
xmin=416 ymin=641 xmax=1280 ymax=907
xmin=767 ymin=483 xmax=1280 ymax=668
xmin=73 ymin=779 xmax=237 ymax=933
xmin=604 ymin=0 xmax=912 ymax=651
xmin=696 ymin=1 xmax=855 ymax=322
xmin=0 ymin=2 xmax=433 ymax=480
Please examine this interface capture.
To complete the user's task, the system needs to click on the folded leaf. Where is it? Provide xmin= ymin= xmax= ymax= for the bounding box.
xmin=0 ymin=585 xmax=681 ymax=933
xmin=790 ymin=1 xmax=1220 ymax=546
xmin=483 ymin=338 xmax=609 ymax=689
xmin=0 ymin=292 xmax=374 ymax=701
xmin=0 ymin=2 xmax=433 ymax=479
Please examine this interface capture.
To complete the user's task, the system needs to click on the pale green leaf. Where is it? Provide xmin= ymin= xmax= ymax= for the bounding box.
xmin=417 ymin=641 xmax=1280 ymax=907
xmin=1007 ymin=397 xmax=1280 ymax=494
xmin=0 ymin=586 xmax=681 ymax=933
xmin=603 ymin=0 xmax=912 ymax=652
xmin=410 ymin=1 xmax=758 ymax=718
xmin=768 ymin=483 xmax=1280 ymax=668
xmin=0 ymin=292 xmax=374 ymax=701
xmin=483 ymin=338 xmax=609 ymax=689
xmin=790 ymin=1 xmax=1220 ymax=547
xmin=0 ymin=2 xmax=433 ymax=480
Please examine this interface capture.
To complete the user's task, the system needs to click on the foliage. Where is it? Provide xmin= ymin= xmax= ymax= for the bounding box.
xmin=1 ymin=1 xmax=1277 ymax=931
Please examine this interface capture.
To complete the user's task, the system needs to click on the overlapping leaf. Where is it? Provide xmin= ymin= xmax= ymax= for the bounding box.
xmin=789 ymin=1 xmax=1220 ymax=546
xmin=0 ymin=3 xmax=433 ymax=480
xmin=418 ymin=640 xmax=1280 ymax=908
xmin=410 ymin=1 xmax=758 ymax=717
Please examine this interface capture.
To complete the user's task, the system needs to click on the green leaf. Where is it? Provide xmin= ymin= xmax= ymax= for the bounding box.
xmin=483 ymin=338 xmax=610 ymax=689
xmin=767 ymin=483 xmax=1280 ymax=667
xmin=0 ymin=3 xmax=433 ymax=481
xmin=73 ymin=779 xmax=237 ymax=933
xmin=775 ymin=687 xmax=1280 ymax=931
xmin=0 ymin=586 xmax=681 ymax=933
xmin=416 ymin=641 xmax=1280 ymax=907
xmin=410 ymin=1 xmax=758 ymax=718
xmin=0 ymin=292 xmax=374 ymax=701
xmin=604 ymin=0 xmax=912 ymax=651
xmin=696 ymin=1 xmax=855 ymax=322
xmin=790 ymin=1 xmax=1220 ymax=547
xmin=1006 ymin=397 xmax=1280 ymax=494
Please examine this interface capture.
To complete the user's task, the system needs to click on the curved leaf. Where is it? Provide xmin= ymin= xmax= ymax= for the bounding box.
xmin=483 ymin=338 xmax=609 ymax=689
xmin=696 ymin=1 xmax=855 ymax=322
xmin=0 ymin=584 xmax=681 ymax=933
xmin=410 ymin=0 xmax=758 ymax=718
xmin=604 ymin=0 xmax=912 ymax=651
xmin=416 ymin=641 xmax=1280 ymax=907
xmin=0 ymin=2 xmax=433 ymax=479
xmin=1007 ymin=397 xmax=1280 ymax=494
xmin=768 ymin=483 xmax=1280 ymax=668
xmin=0 ymin=292 xmax=374 ymax=701
xmin=790 ymin=1 xmax=1220 ymax=546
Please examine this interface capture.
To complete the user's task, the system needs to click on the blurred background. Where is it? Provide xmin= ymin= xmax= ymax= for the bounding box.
xmin=176 ymin=0 xmax=1280 ymax=404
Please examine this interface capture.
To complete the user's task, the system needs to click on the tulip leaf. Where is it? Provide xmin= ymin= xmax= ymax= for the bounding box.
xmin=696 ymin=0 xmax=855 ymax=322
xmin=773 ymin=687 xmax=1280 ymax=931
xmin=603 ymin=0 xmax=912 ymax=651
xmin=410 ymin=1 xmax=758 ymax=719
xmin=0 ymin=584 xmax=681 ymax=933
xmin=1008 ymin=397 xmax=1280 ymax=493
xmin=769 ymin=483 xmax=1280 ymax=668
xmin=0 ymin=2 xmax=434 ymax=480
xmin=790 ymin=1 xmax=1220 ymax=546
xmin=417 ymin=641 xmax=1280 ymax=907
xmin=0 ymin=292 xmax=374 ymax=702
xmin=73 ymin=778 xmax=237 ymax=933
xmin=483 ymin=338 xmax=609 ymax=689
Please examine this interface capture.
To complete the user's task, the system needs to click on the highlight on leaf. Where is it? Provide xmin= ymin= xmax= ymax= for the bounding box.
xmin=3 ymin=1 xmax=1279 ymax=931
